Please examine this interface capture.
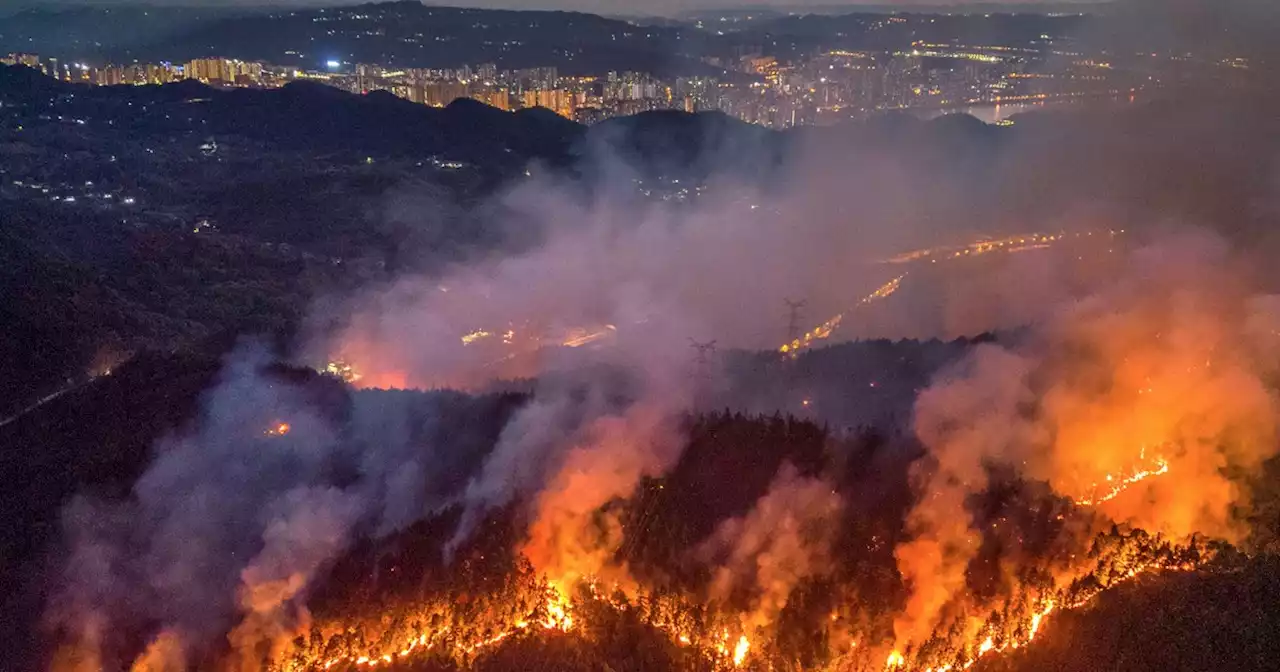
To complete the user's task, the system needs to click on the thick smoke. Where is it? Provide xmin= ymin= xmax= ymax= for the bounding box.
xmin=519 ymin=399 xmax=685 ymax=588
xmin=45 ymin=345 xmax=500 ymax=670
xmin=699 ymin=464 xmax=843 ymax=633
xmin=46 ymin=346 xmax=354 ymax=669
xmin=892 ymin=230 xmax=1280 ymax=652
xmin=226 ymin=487 xmax=363 ymax=670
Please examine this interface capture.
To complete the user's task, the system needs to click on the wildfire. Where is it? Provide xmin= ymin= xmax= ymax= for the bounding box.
xmin=264 ymin=422 xmax=290 ymax=436
xmin=260 ymin=528 xmax=1209 ymax=672
xmin=542 ymin=581 xmax=574 ymax=631
xmin=1073 ymin=449 xmax=1171 ymax=506
xmin=461 ymin=329 xmax=493 ymax=346
xmin=884 ymin=535 xmax=1203 ymax=672
xmin=561 ymin=324 xmax=617 ymax=348
xmin=310 ymin=581 xmax=578 ymax=671
xmin=732 ymin=635 xmax=750 ymax=666
xmin=322 ymin=360 xmax=363 ymax=384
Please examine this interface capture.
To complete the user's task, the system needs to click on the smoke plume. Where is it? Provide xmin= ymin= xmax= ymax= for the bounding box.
xmin=45 ymin=344 xmax=508 ymax=670
xmin=892 ymin=230 xmax=1280 ymax=652
xmin=700 ymin=464 xmax=843 ymax=633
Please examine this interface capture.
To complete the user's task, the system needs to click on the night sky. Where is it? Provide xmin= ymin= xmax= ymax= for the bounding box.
xmin=1 ymin=0 xmax=1105 ymax=17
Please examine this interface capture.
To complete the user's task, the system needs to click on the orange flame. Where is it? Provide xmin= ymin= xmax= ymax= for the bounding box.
xmin=1073 ymin=451 xmax=1171 ymax=506
xmin=732 ymin=635 xmax=750 ymax=666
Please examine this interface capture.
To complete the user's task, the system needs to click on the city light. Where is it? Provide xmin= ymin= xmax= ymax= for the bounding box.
xmin=1 ymin=14 xmax=1191 ymax=130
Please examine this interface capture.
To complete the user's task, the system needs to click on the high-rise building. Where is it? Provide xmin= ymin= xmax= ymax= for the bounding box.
xmin=391 ymin=83 xmax=425 ymax=104
xmin=423 ymin=81 xmax=468 ymax=107
xmin=2 ymin=53 xmax=41 ymax=68
xmin=470 ymin=87 xmax=510 ymax=111
xmin=185 ymin=58 xmax=259 ymax=85
xmin=527 ymin=88 xmax=575 ymax=118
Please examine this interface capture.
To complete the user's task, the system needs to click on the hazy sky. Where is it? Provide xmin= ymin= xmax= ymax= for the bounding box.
xmin=2 ymin=0 xmax=1104 ymax=17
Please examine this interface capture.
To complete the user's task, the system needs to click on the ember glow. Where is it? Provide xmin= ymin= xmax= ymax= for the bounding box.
xmin=1073 ymin=448 xmax=1172 ymax=507
xmin=322 ymin=360 xmax=363 ymax=384
xmin=307 ymin=580 xmax=578 ymax=671
xmin=211 ymin=528 xmax=1206 ymax=672
xmin=461 ymin=329 xmax=493 ymax=346
xmin=732 ymin=635 xmax=750 ymax=666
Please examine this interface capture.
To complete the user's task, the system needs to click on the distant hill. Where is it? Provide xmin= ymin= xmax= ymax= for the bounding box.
xmin=0 ymin=63 xmax=585 ymax=165
xmin=582 ymin=109 xmax=782 ymax=182
xmin=0 ymin=1 xmax=1108 ymax=77
xmin=0 ymin=1 xmax=727 ymax=77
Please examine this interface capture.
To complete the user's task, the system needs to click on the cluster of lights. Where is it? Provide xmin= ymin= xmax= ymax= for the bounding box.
xmin=780 ymin=274 xmax=906 ymax=357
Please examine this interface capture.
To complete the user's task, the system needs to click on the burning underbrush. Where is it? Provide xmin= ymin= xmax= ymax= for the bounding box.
xmin=260 ymin=413 xmax=1237 ymax=672
xmin=53 ymin=401 xmax=1247 ymax=672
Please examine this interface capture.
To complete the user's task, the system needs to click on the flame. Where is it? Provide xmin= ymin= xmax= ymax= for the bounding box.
xmin=264 ymin=422 xmax=290 ymax=436
xmin=269 ymin=530 xmax=1206 ymax=672
xmin=1073 ymin=449 xmax=1171 ymax=506
xmin=322 ymin=360 xmax=362 ymax=384
xmin=311 ymin=581 xmax=576 ymax=669
xmin=1027 ymin=599 xmax=1053 ymax=640
xmin=542 ymin=581 xmax=574 ymax=631
xmin=128 ymin=630 xmax=184 ymax=672
xmin=732 ymin=635 xmax=750 ymax=666
xmin=561 ymin=325 xmax=616 ymax=348
xmin=883 ymin=541 xmax=1196 ymax=672
xmin=461 ymin=329 xmax=493 ymax=346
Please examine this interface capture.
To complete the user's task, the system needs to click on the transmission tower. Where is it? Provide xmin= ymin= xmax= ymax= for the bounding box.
xmin=689 ymin=338 xmax=718 ymax=365
xmin=689 ymin=339 xmax=718 ymax=380
xmin=784 ymin=298 xmax=807 ymax=345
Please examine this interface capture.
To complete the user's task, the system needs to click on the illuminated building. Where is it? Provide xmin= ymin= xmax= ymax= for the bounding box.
xmin=185 ymin=58 xmax=262 ymax=85
xmin=470 ymin=87 xmax=511 ymax=111
xmin=1 ymin=53 xmax=41 ymax=68
xmin=423 ymin=81 xmax=468 ymax=107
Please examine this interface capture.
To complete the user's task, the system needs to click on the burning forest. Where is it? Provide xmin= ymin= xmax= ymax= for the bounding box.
xmin=31 ymin=221 xmax=1280 ymax=672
